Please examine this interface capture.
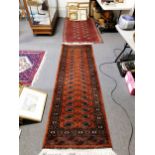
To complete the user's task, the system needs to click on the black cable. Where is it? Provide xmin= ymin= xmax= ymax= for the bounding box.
xmin=99 ymin=61 xmax=133 ymax=155
xmin=113 ymin=48 xmax=122 ymax=57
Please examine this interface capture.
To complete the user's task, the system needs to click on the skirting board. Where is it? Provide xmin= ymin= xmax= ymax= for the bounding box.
xmin=39 ymin=148 xmax=117 ymax=155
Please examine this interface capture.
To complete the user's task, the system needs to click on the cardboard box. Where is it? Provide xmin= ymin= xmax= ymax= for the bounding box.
xmin=93 ymin=8 xmax=101 ymax=20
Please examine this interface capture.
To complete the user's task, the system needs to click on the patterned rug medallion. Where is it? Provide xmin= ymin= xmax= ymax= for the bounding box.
xmin=43 ymin=45 xmax=112 ymax=149
xmin=63 ymin=18 xmax=103 ymax=44
xmin=19 ymin=50 xmax=45 ymax=86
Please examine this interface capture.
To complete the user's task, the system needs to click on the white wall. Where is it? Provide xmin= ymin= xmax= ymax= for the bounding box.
xmin=57 ymin=0 xmax=67 ymax=17
xmin=48 ymin=0 xmax=58 ymax=8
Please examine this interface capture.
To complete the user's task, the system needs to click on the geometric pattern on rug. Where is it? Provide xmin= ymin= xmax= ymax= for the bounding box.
xmin=19 ymin=50 xmax=45 ymax=86
xmin=19 ymin=56 xmax=33 ymax=73
xmin=63 ymin=18 xmax=103 ymax=44
xmin=43 ymin=45 xmax=111 ymax=149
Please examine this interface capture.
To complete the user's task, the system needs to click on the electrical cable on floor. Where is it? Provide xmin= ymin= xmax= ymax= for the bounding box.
xmin=113 ymin=48 xmax=122 ymax=57
xmin=99 ymin=61 xmax=133 ymax=155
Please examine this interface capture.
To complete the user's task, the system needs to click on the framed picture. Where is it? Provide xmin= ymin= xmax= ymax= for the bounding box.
xmin=19 ymin=87 xmax=47 ymax=122
xmin=69 ymin=11 xmax=78 ymax=20
xmin=78 ymin=9 xmax=87 ymax=21
xmin=67 ymin=2 xmax=78 ymax=7
xmin=78 ymin=3 xmax=89 ymax=16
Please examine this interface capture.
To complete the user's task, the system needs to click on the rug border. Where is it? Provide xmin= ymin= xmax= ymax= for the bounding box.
xmin=89 ymin=45 xmax=112 ymax=147
xmin=90 ymin=18 xmax=103 ymax=43
xmin=19 ymin=50 xmax=45 ymax=86
xmin=42 ymin=45 xmax=65 ymax=148
xmin=31 ymin=51 xmax=46 ymax=86
xmin=63 ymin=18 xmax=103 ymax=44
xmin=42 ymin=45 xmax=112 ymax=149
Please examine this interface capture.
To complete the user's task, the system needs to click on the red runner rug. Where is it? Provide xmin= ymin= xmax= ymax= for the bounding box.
xmin=63 ymin=18 xmax=103 ymax=44
xmin=43 ymin=45 xmax=111 ymax=149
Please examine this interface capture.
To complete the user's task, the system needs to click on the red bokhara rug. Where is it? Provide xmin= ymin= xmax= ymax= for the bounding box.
xmin=63 ymin=18 xmax=103 ymax=44
xmin=43 ymin=45 xmax=112 ymax=149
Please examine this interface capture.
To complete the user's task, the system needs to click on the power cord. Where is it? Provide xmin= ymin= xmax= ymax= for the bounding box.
xmin=113 ymin=48 xmax=122 ymax=57
xmin=99 ymin=61 xmax=133 ymax=155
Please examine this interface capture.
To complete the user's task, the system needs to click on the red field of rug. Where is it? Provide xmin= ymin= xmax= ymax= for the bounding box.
xmin=63 ymin=18 xmax=103 ymax=44
xmin=43 ymin=45 xmax=112 ymax=149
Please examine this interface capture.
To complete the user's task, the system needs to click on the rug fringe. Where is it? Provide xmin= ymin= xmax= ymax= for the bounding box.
xmin=62 ymin=42 xmax=93 ymax=45
xmin=38 ymin=148 xmax=117 ymax=155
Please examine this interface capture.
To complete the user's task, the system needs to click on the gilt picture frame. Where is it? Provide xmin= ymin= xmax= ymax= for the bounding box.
xmin=19 ymin=87 xmax=47 ymax=122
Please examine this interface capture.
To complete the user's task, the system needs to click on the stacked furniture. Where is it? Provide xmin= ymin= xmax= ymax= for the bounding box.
xmin=90 ymin=0 xmax=116 ymax=32
xmin=66 ymin=2 xmax=89 ymax=21
xmin=23 ymin=0 xmax=58 ymax=35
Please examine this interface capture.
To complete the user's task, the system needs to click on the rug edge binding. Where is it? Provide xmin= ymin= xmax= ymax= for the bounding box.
xmin=62 ymin=42 xmax=93 ymax=45
xmin=38 ymin=148 xmax=117 ymax=155
xmin=31 ymin=52 xmax=47 ymax=86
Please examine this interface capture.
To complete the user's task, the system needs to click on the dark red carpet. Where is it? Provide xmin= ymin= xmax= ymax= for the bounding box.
xmin=63 ymin=18 xmax=103 ymax=44
xmin=43 ymin=45 xmax=111 ymax=149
